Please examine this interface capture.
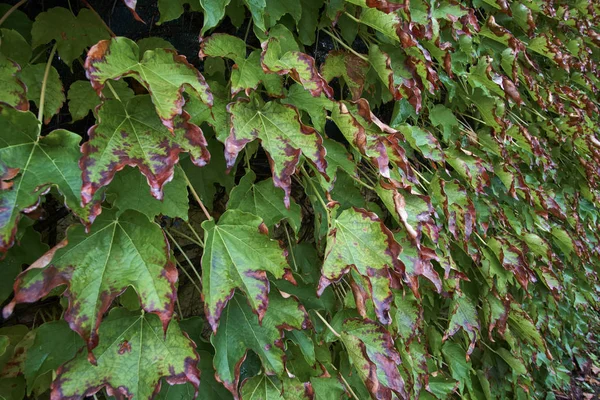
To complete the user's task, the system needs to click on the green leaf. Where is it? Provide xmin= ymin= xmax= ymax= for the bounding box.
xmin=52 ymin=308 xmax=200 ymax=400
xmin=281 ymin=84 xmax=334 ymax=133
xmin=180 ymin=138 xmax=235 ymax=212
xmin=85 ymin=37 xmax=212 ymax=128
xmin=0 ymin=28 xmax=31 ymax=67
xmin=320 ymin=139 xmax=358 ymax=192
xmin=311 ymin=376 xmax=346 ymax=400
xmin=107 ymin=166 xmax=189 ymax=221
xmin=261 ymin=26 xmax=333 ymax=98
xmin=243 ymin=0 xmax=267 ymax=31
xmin=341 ymin=318 xmax=407 ymax=399
xmin=32 ymin=7 xmax=110 ymax=66
xmin=201 ymin=210 xmax=290 ymax=332
xmin=136 ymin=37 xmax=176 ymax=55
xmin=496 ymin=348 xmax=527 ymax=375
xmin=0 ymin=107 xmax=97 ymax=252
xmin=318 ymin=207 xmax=402 ymax=325
xmin=199 ymin=34 xmax=283 ymax=97
xmin=185 ymin=80 xmax=229 ymax=142
xmin=200 ymin=0 xmax=232 ymax=34
xmin=228 ymin=170 xmax=302 ymax=234
xmin=4 ymin=209 xmax=178 ymax=354
xmin=0 ymin=4 xmax=32 ymax=42
xmin=19 ymin=63 xmax=65 ymax=124
xmin=442 ymin=342 xmax=472 ymax=393
xmin=0 ymin=53 xmax=27 ymax=110
xmin=67 ymin=79 xmax=134 ymax=122
xmin=240 ymin=374 xmax=313 ymax=399
xmin=80 ymin=95 xmax=209 ymax=206
xmin=24 ymin=321 xmax=84 ymax=396
xmin=395 ymin=125 xmax=445 ymax=162
xmin=226 ymin=99 xmax=327 ymax=206
xmin=211 ymin=292 xmax=309 ymax=396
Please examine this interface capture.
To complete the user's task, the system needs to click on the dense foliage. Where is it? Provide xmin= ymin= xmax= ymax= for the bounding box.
xmin=0 ymin=0 xmax=599 ymax=398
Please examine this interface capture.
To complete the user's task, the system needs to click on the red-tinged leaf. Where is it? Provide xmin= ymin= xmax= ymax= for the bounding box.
xmin=212 ymin=292 xmax=310 ymax=397
xmin=0 ymin=53 xmax=28 ymax=111
xmin=84 ymin=37 xmax=212 ymax=130
xmin=51 ymin=308 xmax=199 ymax=400
xmin=443 ymin=293 xmax=480 ymax=356
xmin=320 ymin=50 xmax=370 ymax=101
xmin=318 ymin=207 xmax=402 ymax=325
xmin=430 ymin=177 xmax=476 ymax=243
xmin=261 ymin=25 xmax=333 ymax=99
xmin=0 ymin=107 xmax=100 ymax=253
xmin=395 ymin=232 xmax=442 ymax=294
xmin=201 ymin=210 xmax=290 ymax=333
xmin=121 ymin=0 xmax=145 ymax=22
xmin=365 ymin=0 xmax=406 ymax=13
xmin=225 ymin=99 xmax=327 ymax=207
xmin=3 ymin=208 xmax=177 ymax=356
xmin=341 ymin=318 xmax=408 ymax=400
xmin=80 ymin=95 xmax=209 ymax=207
xmin=487 ymin=237 xmax=536 ymax=291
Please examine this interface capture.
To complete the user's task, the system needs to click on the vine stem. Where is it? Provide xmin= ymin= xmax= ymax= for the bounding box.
xmin=314 ymin=311 xmax=341 ymax=338
xmin=300 ymin=165 xmax=331 ymax=229
xmin=81 ymin=0 xmax=116 ymax=37
xmin=178 ymin=165 xmax=212 ymax=221
xmin=37 ymin=43 xmax=58 ymax=124
xmin=330 ymin=365 xmax=360 ymax=400
xmin=0 ymin=0 xmax=27 ymax=27
xmin=283 ymin=224 xmax=298 ymax=272
xmin=164 ymin=229 xmax=203 ymax=286
xmin=320 ymin=29 xmax=368 ymax=62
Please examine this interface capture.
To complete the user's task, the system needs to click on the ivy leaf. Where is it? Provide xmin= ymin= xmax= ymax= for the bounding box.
xmin=340 ymin=318 xmax=407 ymax=399
xmin=321 ymin=50 xmax=370 ymax=100
xmin=51 ymin=308 xmax=200 ymax=400
xmin=240 ymin=374 xmax=313 ymax=399
xmin=261 ymin=26 xmax=333 ymax=99
xmin=318 ymin=208 xmax=402 ymax=325
xmin=32 ymin=7 xmax=110 ymax=66
xmin=24 ymin=321 xmax=84 ymax=396
xmin=185 ymin=80 xmax=229 ymax=142
xmin=201 ymin=209 xmax=290 ymax=332
xmin=67 ymin=79 xmax=134 ymax=122
xmin=211 ymin=292 xmax=310 ymax=396
xmin=0 ymin=28 xmax=31 ymax=67
xmin=19 ymin=63 xmax=65 ymax=124
xmin=80 ymin=95 xmax=209 ymax=207
xmin=280 ymin=84 xmax=334 ymax=133
xmin=199 ymin=0 xmax=232 ymax=34
xmin=311 ymin=376 xmax=346 ymax=399
xmin=199 ymin=34 xmax=282 ymax=97
xmin=85 ymin=37 xmax=212 ymax=129
xmin=442 ymin=342 xmax=472 ymax=393
xmin=228 ymin=170 xmax=302 ymax=234
xmin=395 ymin=125 xmax=445 ymax=163
xmin=0 ymin=53 xmax=28 ymax=110
xmin=365 ymin=0 xmax=405 ymax=13
xmin=3 ymin=208 xmax=178 ymax=355
xmin=0 ymin=4 xmax=32 ymax=42
xmin=444 ymin=293 xmax=480 ymax=355
xmin=106 ymin=166 xmax=189 ymax=221
xmin=0 ymin=107 xmax=99 ymax=252
xmin=243 ymin=0 xmax=267 ymax=31
xmin=226 ymin=99 xmax=328 ymax=207
xmin=320 ymin=139 xmax=359 ymax=191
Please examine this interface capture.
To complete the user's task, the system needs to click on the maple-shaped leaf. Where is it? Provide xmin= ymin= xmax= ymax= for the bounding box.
xmin=318 ymin=207 xmax=402 ymax=325
xmin=67 ymin=79 xmax=134 ymax=122
xmin=211 ymin=292 xmax=310 ymax=396
xmin=261 ymin=25 xmax=333 ymax=99
xmin=226 ymin=99 xmax=327 ymax=207
xmin=3 ymin=208 xmax=178 ymax=355
xmin=341 ymin=318 xmax=407 ymax=400
xmin=443 ymin=293 xmax=480 ymax=355
xmin=228 ymin=170 xmax=302 ymax=234
xmin=0 ymin=53 xmax=28 ymax=110
xmin=199 ymin=34 xmax=283 ymax=97
xmin=80 ymin=95 xmax=209 ymax=207
xmin=0 ymin=106 xmax=99 ymax=252
xmin=19 ymin=63 xmax=65 ymax=124
xmin=280 ymin=84 xmax=334 ymax=133
xmin=240 ymin=374 xmax=313 ymax=399
xmin=85 ymin=37 xmax=213 ymax=129
xmin=321 ymin=50 xmax=370 ymax=101
xmin=31 ymin=7 xmax=110 ymax=66
xmin=185 ymin=80 xmax=229 ymax=142
xmin=0 ymin=28 xmax=32 ymax=67
xmin=51 ymin=308 xmax=200 ymax=400
xmin=201 ymin=209 xmax=290 ymax=333
xmin=320 ymin=138 xmax=359 ymax=192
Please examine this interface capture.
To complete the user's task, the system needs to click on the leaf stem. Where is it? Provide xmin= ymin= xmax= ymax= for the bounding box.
xmin=349 ymin=174 xmax=375 ymax=191
xmin=300 ymin=165 xmax=331 ymax=229
xmin=105 ymin=81 xmax=121 ymax=101
xmin=184 ymin=220 xmax=205 ymax=247
xmin=169 ymin=227 xmax=203 ymax=247
xmin=174 ymin=259 xmax=203 ymax=295
xmin=81 ymin=0 xmax=116 ymax=37
xmin=314 ymin=311 xmax=341 ymax=338
xmin=333 ymin=368 xmax=360 ymax=400
xmin=321 ymin=29 xmax=368 ymax=62
xmin=37 ymin=43 xmax=58 ymax=124
xmin=283 ymin=224 xmax=298 ymax=272
xmin=0 ymin=0 xmax=27 ymax=27
xmin=164 ymin=229 xmax=203 ymax=286
xmin=178 ymin=165 xmax=212 ymax=221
